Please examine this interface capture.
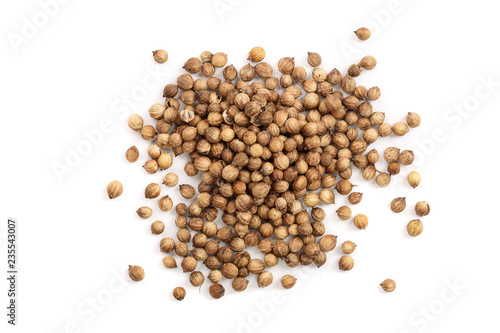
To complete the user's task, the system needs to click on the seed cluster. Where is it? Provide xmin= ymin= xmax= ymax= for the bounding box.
xmin=109 ymin=27 xmax=430 ymax=299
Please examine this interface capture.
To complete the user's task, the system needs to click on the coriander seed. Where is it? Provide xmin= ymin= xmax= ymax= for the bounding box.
xmin=151 ymin=220 xmax=165 ymax=235
xmin=136 ymin=206 xmax=152 ymax=219
xmin=341 ymin=241 xmax=357 ymax=254
xmin=125 ymin=146 xmax=139 ymax=163
xmin=339 ymin=255 xmax=354 ymax=271
xmin=407 ymin=219 xmax=423 ymax=237
xmin=354 ymin=214 xmax=368 ymax=230
xmin=107 ymin=180 xmax=123 ymax=199
xmin=415 ymin=201 xmax=430 ymax=216
xmin=359 ymin=55 xmax=377 ymax=70
xmin=281 ymin=274 xmax=297 ymax=289
xmin=406 ymin=112 xmax=421 ymax=128
xmin=399 ymin=150 xmax=415 ymax=166
xmin=172 ymin=287 xmax=186 ymax=301
xmin=189 ymin=271 xmax=205 ymax=287
xmin=232 ymin=277 xmax=249 ymax=292
xmin=248 ymin=47 xmax=265 ymax=62
xmin=391 ymin=197 xmax=406 ymax=213
xmin=380 ymin=279 xmax=396 ymax=292
xmin=408 ymin=171 xmax=421 ymax=188
xmin=162 ymin=256 xmax=177 ymax=269
xmin=257 ymin=271 xmax=273 ymax=288
xmin=307 ymin=52 xmax=322 ymax=67
xmin=152 ymin=49 xmax=168 ymax=63
xmin=393 ymin=122 xmax=409 ymax=136
xmin=355 ymin=27 xmax=371 ymax=40
xmin=209 ymin=283 xmax=225 ymax=299
xmin=128 ymin=265 xmax=145 ymax=281
xmin=128 ymin=114 xmax=143 ymax=131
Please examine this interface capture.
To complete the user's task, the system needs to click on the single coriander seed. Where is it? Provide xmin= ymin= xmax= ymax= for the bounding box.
xmin=107 ymin=180 xmax=123 ymax=199
xmin=339 ymin=255 xmax=354 ymax=271
xmin=281 ymin=274 xmax=297 ymax=289
xmin=151 ymin=220 xmax=165 ymax=235
xmin=354 ymin=214 xmax=368 ymax=230
xmin=307 ymin=52 xmax=322 ymax=67
xmin=172 ymin=287 xmax=186 ymax=301
xmin=415 ymin=201 xmax=430 ymax=216
xmin=209 ymin=283 xmax=225 ymax=299
xmin=407 ymin=219 xmax=423 ymax=237
xmin=408 ymin=171 xmax=421 ymax=188
xmin=128 ymin=265 xmax=145 ymax=281
xmin=152 ymin=49 xmax=168 ymax=63
xmin=355 ymin=27 xmax=371 ymax=40
xmin=381 ymin=279 xmax=396 ymax=292
xmin=125 ymin=146 xmax=139 ymax=163
xmin=341 ymin=241 xmax=357 ymax=254
xmin=391 ymin=197 xmax=406 ymax=213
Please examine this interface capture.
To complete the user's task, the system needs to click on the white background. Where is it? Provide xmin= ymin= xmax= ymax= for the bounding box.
xmin=1 ymin=0 xmax=500 ymax=332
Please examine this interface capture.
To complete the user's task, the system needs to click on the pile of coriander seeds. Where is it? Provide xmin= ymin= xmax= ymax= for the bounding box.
xmin=108 ymin=28 xmax=430 ymax=300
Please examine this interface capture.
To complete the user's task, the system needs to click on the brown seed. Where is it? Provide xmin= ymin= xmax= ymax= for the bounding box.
xmin=172 ymin=287 xmax=186 ymax=301
xmin=136 ymin=206 xmax=152 ymax=219
xmin=359 ymin=55 xmax=377 ymax=70
xmin=380 ymin=279 xmax=396 ymax=292
xmin=307 ymin=52 xmax=322 ymax=67
xmin=125 ymin=146 xmax=139 ymax=163
xmin=158 ymin=195 xmax=173 ymax=212
xmin=376 ymin=172 xmax=391 ymax=187
xmin=128 ymin=114 xmax=143 ymax=131
xmin=151 ymin=220 xmax=165 ymax=235
xmin=399 ymin=150 xmax=415 ymax=166
xmin=408 ymin=171 xmax=421 ymax=188
xmin=391 ymin=197 xmax=406 ymax=213
xmin=336 ymin=206 xmax=352 ymax=220
xmin=257 ymin=271 xmax=273 ymax=287
xmin=354 ymin=27 xmax=371 ymax=40
xmin=179 ymin=184 xmax=195 ymax=199
xmin=211 ymin=52 xmax=228 ymax=68
xmin=367 ymin=86 xmax=381 ymax=100
xmin=319 ymin=234 xmax=337 ymax=252
xmin=341 ymin=241 xmax=357 ymax=254
xmin=152 ymin=49 xmax=168 ymax=63
xmin=189 ymin=271 xmax=205 ymax=287
xmin=339 ymin=255 xmax=354 ymax=271
xmin=248 ymin=47 xmax=265 ymax=62
xmin=183 ymin=57 xmax=202 ymax=74
xmin=319 ymin=189 xmax=335 ymax=204
xmin=209 ymin=283 xmax=225 ymax=299
xmin=393 ymin=122 xmax=409 ymax=136
xmin=407 ymin=219 xmax=423 ymax=237
xmin=107 ymin=180 xmax=123 ymax=199
xmin=162 ymin=256 xmax=177 ymax=269
xmin=353 ymin=214 xmax=368 ymax=230
xmin=278 ymin=57 xmax=295 ymax=74
xmin=145 ymin=183 xmax=161 ymax=199
xmin=128 ymin=265 xmax=145 ymax=281
xmin=232 ymin=277 xmax=249 ymax=292
xmin=281 ymin=274 xmax=297 ymax=289
xmin=406 ymin=112 xmax=421 ymax=128
xmin=348 ymin=192 xmax=363 ymax=205
xmin=181 ymin=256 xmax=197 ymax=272
xmin=415 ymin=201 xmax=431 ymax=216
